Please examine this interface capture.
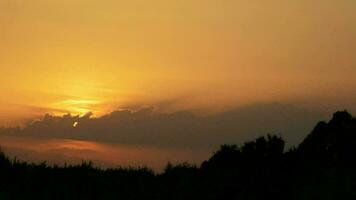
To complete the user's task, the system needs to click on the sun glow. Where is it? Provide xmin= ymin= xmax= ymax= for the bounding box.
xmin=51 ymin=99 xmax=101 ymax=116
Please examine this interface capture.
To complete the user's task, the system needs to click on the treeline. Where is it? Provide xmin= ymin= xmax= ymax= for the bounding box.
xmin=1 ymin=111 xmax=356 ymax=199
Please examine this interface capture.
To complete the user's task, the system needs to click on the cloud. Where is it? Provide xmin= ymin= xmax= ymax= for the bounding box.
xmin=0 ymin=103 xmax=327 ymax=149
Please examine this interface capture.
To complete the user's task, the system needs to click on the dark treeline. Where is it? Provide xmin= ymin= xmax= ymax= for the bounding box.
xmin=1 ymin=111 xmax=356 ymax=199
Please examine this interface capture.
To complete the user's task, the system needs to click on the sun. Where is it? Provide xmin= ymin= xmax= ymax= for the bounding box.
xmin=73 ymin=121 xmax=79 ymax=128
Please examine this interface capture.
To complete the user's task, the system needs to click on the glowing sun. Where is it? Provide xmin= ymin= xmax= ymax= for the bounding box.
xmin=73 ymin=121 xmax=79 ymax=128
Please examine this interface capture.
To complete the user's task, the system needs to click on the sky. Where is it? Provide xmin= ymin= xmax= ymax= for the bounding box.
xmin=0 ymin=0 xmax=355 ymax=123
xmin=0 ymin=0 xmax=355 ymax=169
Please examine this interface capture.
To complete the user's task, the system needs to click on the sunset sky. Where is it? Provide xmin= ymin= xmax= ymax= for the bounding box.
xmin=1 ymin=0 xmax=355 ymax=123
xmin=0 ymin=0 xmax=355 ymax=169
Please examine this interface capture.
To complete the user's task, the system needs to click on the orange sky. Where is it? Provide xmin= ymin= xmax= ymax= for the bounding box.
xmin=0 ymin=0 xmax=355 ymax=125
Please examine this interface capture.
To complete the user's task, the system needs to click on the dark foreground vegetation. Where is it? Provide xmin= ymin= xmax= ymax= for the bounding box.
xmin=1 ymin=111 xmax=356 ymax=199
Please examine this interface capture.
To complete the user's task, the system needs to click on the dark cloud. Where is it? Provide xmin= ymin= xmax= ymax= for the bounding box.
xmin=0 ymin=103 xmax=328 ymax=149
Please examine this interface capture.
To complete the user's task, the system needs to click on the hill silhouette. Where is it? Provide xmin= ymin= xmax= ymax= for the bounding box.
xmin=0 ymin=111 xmax=356 ymax=199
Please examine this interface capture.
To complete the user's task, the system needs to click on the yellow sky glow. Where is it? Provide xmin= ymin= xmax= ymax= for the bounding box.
xmin=0 ymin=0 xmax=355 ymax=125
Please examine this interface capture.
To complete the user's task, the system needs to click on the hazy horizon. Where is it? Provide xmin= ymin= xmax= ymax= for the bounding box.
xmin=0 ymin=102 xmax=348 ymax=170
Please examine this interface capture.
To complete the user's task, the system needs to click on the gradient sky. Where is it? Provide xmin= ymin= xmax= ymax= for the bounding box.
xmin=1 ymin=0 xmax=356 ymax=125
xmin=0 ymin=0 xmax=356 ymax=170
